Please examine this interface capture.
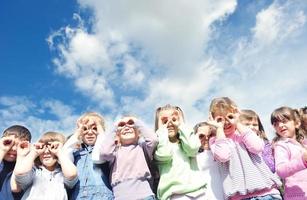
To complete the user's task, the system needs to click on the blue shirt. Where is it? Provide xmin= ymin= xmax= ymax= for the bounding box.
xmin=0 ymin=161 xmax=23 ymax=200
xmin=69 ymin=144 xmax=114 ymax=200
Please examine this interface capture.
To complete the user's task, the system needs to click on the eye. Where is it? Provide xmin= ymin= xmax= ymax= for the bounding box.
xmin=172 ymin=117 xmax=177 ymax=122
xmin=92 ymin=127 xmax=98 ymax=131
xmin=227 ymin=114 xmax=234 ymax=120
xmin=83 ymin=127 xmax=88 ymax=131
xmin=198 ymin=134 xmax=205 ymax=139
xmin=216 ymin=117 xmax=223 ymax=123
xmin=161 ymin=117 xmax=168 ymax=124
xmin=118 ymin=122 xmax=126 ymax=127
xmin=127 ymin=119 xmax=134 ymax=125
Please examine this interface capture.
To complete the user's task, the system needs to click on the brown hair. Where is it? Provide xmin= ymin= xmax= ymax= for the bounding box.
xmin=2 ymin=125 xmax=32 ymax=141
xmin=154 ymin=104 xmax=185 ymax=131
xmin=271 ymin=106 xmax=305 ymax=143
xmin=240 ymin=109 xmax=268 ymax=141
xmin=209 ymin=97 xmax=238 ymax=117
xmin=78 ymin=112 xmax=105 ymax=131
xmin=193 ymin=121 xmax=216 ymax=137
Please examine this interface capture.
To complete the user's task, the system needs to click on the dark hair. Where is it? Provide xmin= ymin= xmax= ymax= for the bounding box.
xmin=271 ymin=106 xmax=305 ymax=143
xmin=2 ymin=125 xmax=32 ymax=141
xmin=240 ymin=109 xmax=268 ymax=141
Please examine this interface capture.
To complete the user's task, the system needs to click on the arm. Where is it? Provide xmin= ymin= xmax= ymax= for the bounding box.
xmin=136 ymin=119 xmax=158 ymax=160
xmin=154 ymin=127 xmax=173 ymax=163
xmin=239 ymin=127 xmax=264 ymax=154
xmin=63 ymin=134 xmax=80 ymax=162
xmin=50 ymin=142 xmax=78 ymax=181
xmin=178 ymin=124 xmax=200 ymax=157
xmin=92 ymin=129 xmax=108 ymax=164
xmin=210 ymin=137 xmax=232 ymax=162
xmin=96 ymin=129 xmax=117 ymax=162
xmin=274 ymin=141 xmax=307 ymax=178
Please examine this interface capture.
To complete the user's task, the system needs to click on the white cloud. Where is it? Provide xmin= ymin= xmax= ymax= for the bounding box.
xmin=0 ymin=97 xmax=79 ymax=141
xmin=47 ymin=0 xmax=307 ymax=137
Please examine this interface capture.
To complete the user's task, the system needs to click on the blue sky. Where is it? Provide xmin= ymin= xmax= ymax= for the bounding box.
xmin=1 ymin=0 xmax=307 ymax=141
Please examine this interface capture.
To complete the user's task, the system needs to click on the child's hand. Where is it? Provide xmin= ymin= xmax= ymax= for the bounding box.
xmin=33 ymin=142 xmax=47 ymax=156
xmin=49 ymin=141 xmax=63 ymax=156
xmin=207 ymin=113 xmax=225 ymax=129
xmin=0 ymin=136 xmax=15 ymax=153
xmin=17 ymin=141 xmax=31 ymax=157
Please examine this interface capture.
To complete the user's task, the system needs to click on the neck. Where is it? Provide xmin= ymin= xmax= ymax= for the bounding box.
xmin=169 ymin=136 xmax=179 ymax=143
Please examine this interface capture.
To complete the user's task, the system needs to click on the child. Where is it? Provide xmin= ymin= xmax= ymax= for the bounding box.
xmin=193 ymin=122 xmax=224 ymax=200
xmin=208 ymin=97 xmax=282 ymax=200
xmin=64 ymin=112 xmax=114 ymax=200
xmin=298 ymin=106 xmax=307 ymax=134
xmin=239 ymin=109 xmax=276 ymax=173
xmin=14 ymin=132 xmax=78 ymax=200
xmin=271 ymin=106 xmax=307 ymax=200
xmin=92 ymin=115 xmax=158 ymax=200
xmin=0 ymin=125 xmax=32 ymax=200
xmin=154 ymin=104 xmax=207 ymax=200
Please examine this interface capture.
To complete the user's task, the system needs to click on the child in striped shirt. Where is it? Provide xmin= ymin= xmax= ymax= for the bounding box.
xmin=208 ymin=97 xmax=281 ymax=200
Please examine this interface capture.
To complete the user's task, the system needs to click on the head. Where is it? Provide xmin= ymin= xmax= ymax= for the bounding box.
xmin=78 ymin=112 xmax=105 ymax=145
xmin=271 ymin=106 xmax=304 ymax=142
xmin=115 ymin=116 xmax=139 ymax=146
xmin=155 ymin=104 xmax=184 ymax=142
xmin=239 ymin=109 xmax=268 ymax=141
xmin=37 ymin=132 xmax=66 ymax=170
xmin=2 ymin=125 xmax=32 ymax=162
xmin=209 ymin=97 xmax=238 ymax=136
xmin=298 ymin=106 xmax=307 ymax=132
xmin=194 ymin=122 xmax=216 ymax=150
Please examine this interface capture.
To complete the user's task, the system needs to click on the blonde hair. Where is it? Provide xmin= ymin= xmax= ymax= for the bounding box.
xmin=240 ymin=109 xmax=268 ymax=141
xmin=38 ymin=131 xmax=66 ymax=145
xmin=271 ymin=106 xmax=305 ymax=143
xmin=78 ymin=112 xmax=105 ymax=131
xmin=209 ymin=97 xmax=238 ymax=117
xmin=154 ymin=104 xmax=185 ymax=131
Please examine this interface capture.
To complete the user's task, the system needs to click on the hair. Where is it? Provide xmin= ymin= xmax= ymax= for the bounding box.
xmin=193 ymin=121 xmax=216 ymax=137
xmin=154 ymin=104 xmax=185 ymax=131
xmin=270 ymin=106 xmax=305 ymax=143
xmin=38 ymin=131 xmax=66 ymax=144
xmin=209 ymin=97 xmax=238 ymax=117
xmin=2 ymin=125 xmax=32 ymax=141
xmin=239 ymin=109 xmax=268 ymax=141
xmin=78 ymin=112 xmax=105 ymax=131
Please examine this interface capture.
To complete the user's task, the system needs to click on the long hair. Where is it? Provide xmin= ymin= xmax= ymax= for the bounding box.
xmin=209 ymin=97 xmax=238 ymax=117
xmin=271 ymin=106 xmax=305 ymax=143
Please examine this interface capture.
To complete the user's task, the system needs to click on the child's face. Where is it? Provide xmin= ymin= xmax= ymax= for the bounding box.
xmin=212 ymin=110 xmax=236 ymax=136
xmin=39 ymin=143 xmax=58 ymax=170
xmin=240 ymin=117 xmax=259 ymax=134
xmin=196 ymin=125 xmax=213 ymax=150
xmin=273 ymin=119 xmax=297 ymax=139
xmin=81 ymin=116 xmax=99 ymax=146
xmin=117 ymin=117 xmax=138 ymax=145
xmin=159 ymin=109 xmax=181 ymax=138
xmin=4 ymin=136 xmax=24 ymax=162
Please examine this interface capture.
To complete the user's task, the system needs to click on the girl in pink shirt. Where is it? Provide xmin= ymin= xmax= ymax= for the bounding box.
xmin=271 ymin=106 xmax=307 ymax=200
xmin=208 ymin=97 xmax=281 ymax=200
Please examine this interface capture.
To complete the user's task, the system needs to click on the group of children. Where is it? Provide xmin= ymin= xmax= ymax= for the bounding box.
xmin=0 ymin=97 xmax=306 ymax=200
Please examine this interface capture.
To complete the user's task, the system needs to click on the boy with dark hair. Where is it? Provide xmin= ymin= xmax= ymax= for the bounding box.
xmin=0 ymin=125 xmax=32 ymax=200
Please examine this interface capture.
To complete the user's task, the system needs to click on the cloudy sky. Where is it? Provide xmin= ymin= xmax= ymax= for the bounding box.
xmin=1 ymin=0 xmax=306 ymax=141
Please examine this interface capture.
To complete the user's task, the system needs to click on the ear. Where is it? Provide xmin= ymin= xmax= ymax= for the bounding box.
xmin=295 ymin=120 xmax=301 ymax=129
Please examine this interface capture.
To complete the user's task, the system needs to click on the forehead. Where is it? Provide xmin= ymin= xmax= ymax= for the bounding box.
xmin=196 ymin=126 xmax=210 ymax=134
xmin=159 ymin=109 xmax=178 ymax=117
